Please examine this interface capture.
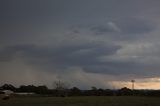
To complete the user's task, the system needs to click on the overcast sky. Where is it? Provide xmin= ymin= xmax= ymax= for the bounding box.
xmin=1 ymin=0 xmax=160 ymax=89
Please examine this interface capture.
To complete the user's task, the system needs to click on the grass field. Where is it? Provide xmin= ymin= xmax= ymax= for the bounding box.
xmin=0 ymin=96 xmax=160 ymax=106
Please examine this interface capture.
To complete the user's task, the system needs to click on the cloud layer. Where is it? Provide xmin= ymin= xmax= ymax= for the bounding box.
xmin=1 ymin=0 xmax=160 ymax=89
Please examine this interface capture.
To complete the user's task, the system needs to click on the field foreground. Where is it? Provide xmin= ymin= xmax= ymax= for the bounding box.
xmin=0 ymin=96 xmax=160 ymax=106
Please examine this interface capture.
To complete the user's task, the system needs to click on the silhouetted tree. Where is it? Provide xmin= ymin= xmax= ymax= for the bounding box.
xmin=91 ymin=86 xmax=97 ymax=90
xmin=70 ymin=87 xmax=81 ymax=96
xmin=91 ymin=86 xmax=98 ymax=96
xmin=97 ymin=88 xmax=104 ymax=96
xmin=18 ymin=85 xmax=36 ymax=92
xmin=1 ymin=84 xmax=16 ymax=91
xmin=36 ymin=85 xmax=49 ymax=95
xmin=53 ymin=80 xmax=70 ymax=97
xmin=118 ymin=87 xmax=132 ymax=96
xmin=53 ymin=80 xmax=70 ymax=90
xmin=104 ymin=89 xmax=114 ymax=96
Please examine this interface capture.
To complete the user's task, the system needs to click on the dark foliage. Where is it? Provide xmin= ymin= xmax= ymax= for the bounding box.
xmin=1 ymin=84 xmax=16 ymax=91
xmin=1 ymin=84 xmax=160 ymax=97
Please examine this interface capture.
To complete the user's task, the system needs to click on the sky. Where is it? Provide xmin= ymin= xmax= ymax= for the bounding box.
xmin=1 ymin=0 xmax=160 ymax=89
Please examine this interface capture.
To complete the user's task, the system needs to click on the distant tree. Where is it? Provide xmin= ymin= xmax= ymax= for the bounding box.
xmin=1 ymin=84 xmax=16 ymax=91
xmin=53 ymin=80 xmax=70 ymax=90
xmin=70 ymin=87 xmax=81 ymax=96
xmin=118 ymin=87 xmax=132 ymax=96
xmin=105 ymin=89 xmax=114 ymax=96
xmin=19 ymin=85 xmax=36 ymax=92
xmin=91 ymin=86 xmax=97 ymax=91
xmin=91 ymin=86 xmax=98 ymax=96
xmin=36 ymin=85 xmax=49 ymax=94
xmin=53 ymin=80 xmax=70 ymax=97
xmin=97 ymin=88 xmax=104 ymax=96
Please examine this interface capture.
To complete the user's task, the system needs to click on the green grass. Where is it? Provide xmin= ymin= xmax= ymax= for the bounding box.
xmin=0 ymin=96 xmax=160 ymax=106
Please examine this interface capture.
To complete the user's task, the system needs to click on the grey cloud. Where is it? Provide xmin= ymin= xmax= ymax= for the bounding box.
xmin=84 ymin=60 xmax=160 ymax=79
xmin=90 ymin=18 xmax=155 ymax=36
xmin=2 ymin=43 xmax=160 ymax=79
xmin=0 ymin=43 xmax=121 ymax=75
xmin=0 ymin=44 xmax=34 ymax=61
xmin=70 ymin=17 xmax=155 ymax=42
xmin=90 ymin=24 xmax=119 ymax=35
xmin=117 ymin=18 xmax=155 ymax=34
xmin=1 ymin=0 xmax=160 ymax=88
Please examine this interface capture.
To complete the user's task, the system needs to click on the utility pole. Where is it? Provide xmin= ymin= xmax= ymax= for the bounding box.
xmin=131 ymin=80 xmax=135 ymax=90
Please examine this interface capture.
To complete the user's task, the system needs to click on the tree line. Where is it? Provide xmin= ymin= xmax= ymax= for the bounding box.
xmin=1 ymin=83 xmax=160 ymax=97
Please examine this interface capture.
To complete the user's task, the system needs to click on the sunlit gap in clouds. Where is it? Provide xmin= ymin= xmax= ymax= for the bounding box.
xmin=112 ymin=77 xmax=160 ymax=90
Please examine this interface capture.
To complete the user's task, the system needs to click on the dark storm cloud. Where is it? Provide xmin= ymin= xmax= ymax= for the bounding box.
xmin=0 ymin=43 xmax=121 ymax=69
xmin=1 ymin=43 xmax=160 ymax=78
xmin=84 ymin=61 xmax=160 ymax=78
xmin=90 ymin=25 xmax=119 ymax=34
xmin=90 ymin=18 xmax=155 ymax=39
xmin=1 ymin=0 xmax=160 ymax=88
xmin=1 ymin=0 xmax=61 ymax=18
xmin=117 ymin=18 xmax=155 ymax=34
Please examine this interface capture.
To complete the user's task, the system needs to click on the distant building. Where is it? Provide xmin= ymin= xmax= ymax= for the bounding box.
xmin=14 ymin=92 xmax=35 ymax=95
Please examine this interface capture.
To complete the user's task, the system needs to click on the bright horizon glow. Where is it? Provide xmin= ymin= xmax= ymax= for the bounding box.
xmin=111 ymin=77 xmax=160 ymax=90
